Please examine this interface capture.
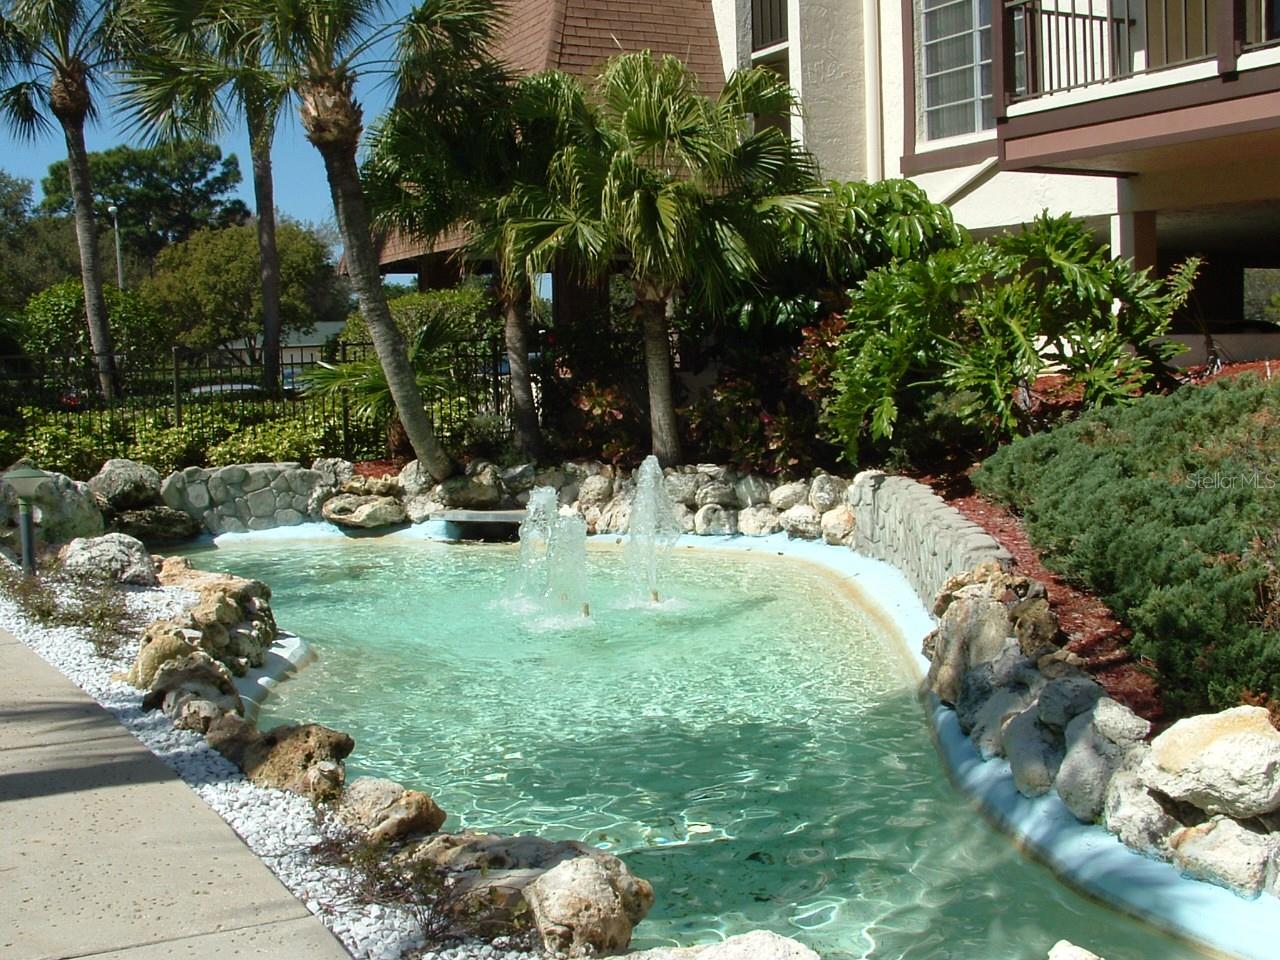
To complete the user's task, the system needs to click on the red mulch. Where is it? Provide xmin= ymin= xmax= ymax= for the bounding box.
xmin=352 ymin=459 xmax=408 ymax=479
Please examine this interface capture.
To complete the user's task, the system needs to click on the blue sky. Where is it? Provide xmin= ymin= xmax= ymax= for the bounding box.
xmin=1 ymin=91 xmax=379 ymax=230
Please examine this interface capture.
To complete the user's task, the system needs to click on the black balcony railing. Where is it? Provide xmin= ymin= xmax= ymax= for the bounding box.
xmin=752 ymin=0 xmax=787 ymax=51
xmin=1000 ymin=0 xmax=1280 ymax=101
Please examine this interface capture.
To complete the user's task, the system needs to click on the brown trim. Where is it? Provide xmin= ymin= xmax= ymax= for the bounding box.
xmin=899 ymin=0 xmax=1004 ymax=174
xmin=1002 ymin=61 xmax=1280 ymax=139
xmin=1003 ymin=95 xmax=1280 ymax=168
xmin=901 ymin=138 xmax=1000 ymax=174
xmin=900 ymin=0 xmax=917 ymax=166
xmin=1217 ymin=0 xmax=1246 ymax=74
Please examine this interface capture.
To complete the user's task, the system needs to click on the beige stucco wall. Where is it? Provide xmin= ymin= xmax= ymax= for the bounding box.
xmin=794 ymin=0 xmax=868 ymax=182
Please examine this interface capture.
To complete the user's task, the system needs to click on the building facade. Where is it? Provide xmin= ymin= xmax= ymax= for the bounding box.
xmin=713 ymin=0 xmax=1280 ymax=354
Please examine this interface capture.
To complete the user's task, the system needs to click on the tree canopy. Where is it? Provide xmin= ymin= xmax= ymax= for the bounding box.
xmin=142 ymin=219 xmax=348 ymax=356
xmin=40 ymin=140 xmax=250 ymax=262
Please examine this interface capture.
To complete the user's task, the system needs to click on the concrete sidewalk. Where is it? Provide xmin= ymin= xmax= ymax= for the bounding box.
xmin=0 ymin=628 xmax=351 ymax=959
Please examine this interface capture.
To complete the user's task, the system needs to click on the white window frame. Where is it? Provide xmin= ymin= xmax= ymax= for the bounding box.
xmin=919 ymin=0 xmax=995 ymax=142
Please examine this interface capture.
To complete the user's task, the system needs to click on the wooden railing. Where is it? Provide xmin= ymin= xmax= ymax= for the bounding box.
xmin=996 ymin=0 xmax=1280 ymax=103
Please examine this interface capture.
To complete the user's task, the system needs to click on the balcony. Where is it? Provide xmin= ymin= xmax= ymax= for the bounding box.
xmin=1001 ymin=0 xmax=1279 ymax=100
xmin=993 ymin=0 xmax=1280 ymax=171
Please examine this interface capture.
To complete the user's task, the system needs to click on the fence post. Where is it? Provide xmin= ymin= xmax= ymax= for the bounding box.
xmin=172 ymin=347 xmax=183 ymax=427
xmin=340 ymin=341 xmax=352 ymax=460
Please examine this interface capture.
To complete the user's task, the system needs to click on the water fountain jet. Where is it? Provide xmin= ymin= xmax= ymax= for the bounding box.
xmin=626 ymin=455 xmax=681 ymax=604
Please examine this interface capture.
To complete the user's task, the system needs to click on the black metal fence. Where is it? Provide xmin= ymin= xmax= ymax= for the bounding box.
xmin=0 ymin=338 xmax=514 ymax=468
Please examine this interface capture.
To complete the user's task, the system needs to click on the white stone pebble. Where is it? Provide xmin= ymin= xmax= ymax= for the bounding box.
xmin=0 ymin=582 xmax=543 ymax=960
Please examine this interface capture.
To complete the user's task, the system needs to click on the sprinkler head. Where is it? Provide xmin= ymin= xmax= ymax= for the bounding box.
xmin=650 ymin=589 xmax=660 ymax=604
xmin=581 ymin=602 xmax=591 ymax=618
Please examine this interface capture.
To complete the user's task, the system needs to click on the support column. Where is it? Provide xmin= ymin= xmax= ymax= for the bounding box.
xmin=1110 ymin=209 xmax=1157 ymax=271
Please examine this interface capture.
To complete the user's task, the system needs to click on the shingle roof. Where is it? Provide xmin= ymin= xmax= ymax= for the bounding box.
xmin=379 ymin=1 xmax=726 ymax=270
xmin=494 ymin=0 xmax=724 ymax=90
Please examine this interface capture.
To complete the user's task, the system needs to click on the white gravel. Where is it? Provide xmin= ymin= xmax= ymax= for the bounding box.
xmin=0 ymin=580 xmax=543 ymax=960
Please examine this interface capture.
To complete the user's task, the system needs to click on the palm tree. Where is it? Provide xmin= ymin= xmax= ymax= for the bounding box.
xmin=506 ymin=54 xmax=822 ymax=466
xmin=0 ymin=0 xmax=120 ymax=397
xmin=364 ymin=69 xmax=586 ymax=462
xmin=118 ymin=1 xmax=289 ymax=393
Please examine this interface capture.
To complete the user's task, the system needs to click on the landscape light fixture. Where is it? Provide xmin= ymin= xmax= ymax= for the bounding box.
xmin=4 ymin=465 xmax=49 ymax=577
xmin=107 ymin=204 xmax=124 ymax=290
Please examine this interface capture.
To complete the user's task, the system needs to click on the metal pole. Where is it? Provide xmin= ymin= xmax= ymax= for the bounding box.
xmin=107 ymin=205 xmax=124 ymax=290
xmin=18 ymin=499 xmax=35 ymax=577
xmin=172 ymin=346 xmax=184 ymax=427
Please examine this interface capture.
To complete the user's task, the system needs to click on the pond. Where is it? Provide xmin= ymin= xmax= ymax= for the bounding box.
xmin=180 ymin=535 xmax=1210 ymax=960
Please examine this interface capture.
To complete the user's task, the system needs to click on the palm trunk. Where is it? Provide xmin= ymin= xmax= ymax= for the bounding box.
xmin=637 ymin=290 xmax=682 ymax=466
xmin=61 ymin=117 xmax=117 ymax=399
xmin=248 ymin=109 xmax=283 ymax=395
xmin=316 ymin=139 xmax=454 ymax=480
xmin=499 ymin=274 xmax=542 ymax=461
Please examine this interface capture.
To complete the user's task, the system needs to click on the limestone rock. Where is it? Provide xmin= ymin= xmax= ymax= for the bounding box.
xmin=738 ymin=505 xmax=781 ymax=537
xmin=112 ymin=505 xmax=202 ymax=544
xmin=1169 ymin=817 xmax=1279 ymax=898
xmin=525 ymin=857 xmax=633 ymax=956
xmin=779 ymin=504 xmax=820 ymax=540
xmin=397 ymin=460 xmax=436 ymax=499
xmin=969 ymin=685 xmax=1037 ymax=759
xmin=734 ymin=474 xmax=772 ymax=508
xmin=153 ymin=556 xmax=270 ymax=603
xmin=312 ymin=458 xmax=355 ymax=488
xmin=808 ymin=474 xmax=847 ymax=513
xmin=339 ymin=776 xmax=447 ymax=844
xmin=598 ymin=496 xmax=632 ymax=535
xmin=500 ymin=463 xmax=536 ymax=494
xmin=4 ymin=468 xmax=104 ymax=544
xmin=578 ymin=474 xmax=615 ymax=510
xmin=1003 ymin=707 xmax=1064 ymax=797
xmin=407 ymin=832 xmax=652 ymax=943
xmin=925 ymin=594 xmax=1017 ymax=706
xmin=695 ymin=480 xmax=738 ymax=508
xmin=1038 ymin=676 xmax=1105 ymax=731
xmin=1056 ymin=698 xmax=1150 ymax=823
xmin=404 ymin=493 xmax=444 ymax=524
xmin=438 ymin=474 xmax=503 ymax=509
xmin=820 ymin=505 xmax=855 ymax=545
xmin=322 ymin=493 xmax=406 ymax=529
xmin=59 ymin=533 xmax=156 ymax=585
xmin=142 ymin=651 xmax=242 ymax=723
xmin=89 ymin=459 xmax=162 ymax=510
xmin=126 ymin=620 xmax=196 ymax=688
xmin=769 ymin=481 xmax=809 ymax=511
xmin=664 ymin=473 xmax=704 ymax=507
xmin=693 ymin=504 xmax=737 ymax=536
xmin=1103 ymin=763 xmax=1180 ymax=860
xmin=1144 ymin=706 xmax=1280 ymax=818
xmin=217 ymin=721 xmax=354 ymax=802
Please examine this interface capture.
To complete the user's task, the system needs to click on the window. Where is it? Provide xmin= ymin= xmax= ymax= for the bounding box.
xmin=920 ymin=0 xmax=994 ymax=140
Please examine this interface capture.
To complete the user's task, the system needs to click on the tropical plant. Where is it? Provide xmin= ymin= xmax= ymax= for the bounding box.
xmin=0 ymin=0 xmax=122 ymax=396
xmin=302 ymin=310 xmax=466 ymax=457
xmin=504 ymin=53 xmax=824 ymax=466
xmin=364 ymin=65 xmax=553 ymax=461
xmin=827 ymin=213 xmax=1201 ymax=460
xmin=117 ymin=0 xmax=291 ymax=392
xmin=122 ymin=0 xmax=501 ymax=477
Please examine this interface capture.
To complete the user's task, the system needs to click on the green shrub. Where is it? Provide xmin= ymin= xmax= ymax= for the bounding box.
xmin=205 ymin=416 xmax=343 ymax=466
xmin=18 ymin=279 xmax=176 ymax=363
xmin=827 ymin=213 xmax=1199 ymax=462
xmin=339 ymin=282 xmax=497 ymax=345
xmin=974 ymin=374 xmax=1280 ymax=716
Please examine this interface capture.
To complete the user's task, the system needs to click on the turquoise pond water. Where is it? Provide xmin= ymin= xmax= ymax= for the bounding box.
xmin=180 ymin=537 xmax=1211 ymax=960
